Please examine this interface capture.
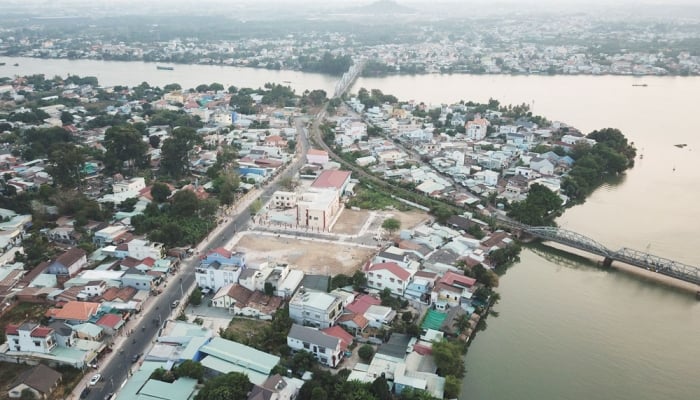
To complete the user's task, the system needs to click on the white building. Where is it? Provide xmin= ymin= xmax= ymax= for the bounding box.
xmin=366 ymin=262 xmax=414 ymax=296
xmin=127 ymin=238 xmax=164 ymax=260
xmin=5 ymin=322 xmax=56 ymax=354
xmin=288 ymin=288 xmax=343 ymax=328
xmin=287 ymin=324 xmax=344 ymax=368
xmin=466 ymin=118 xmax=490 ymax=140
xmin=296 ymin=188 xmax=340 ymax=231
xmin=271 ymin=191 xmax=297 ymax=209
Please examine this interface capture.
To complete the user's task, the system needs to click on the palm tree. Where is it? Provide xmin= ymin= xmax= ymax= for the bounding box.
xmin=453 ymin=313 xmax=471 ymax=334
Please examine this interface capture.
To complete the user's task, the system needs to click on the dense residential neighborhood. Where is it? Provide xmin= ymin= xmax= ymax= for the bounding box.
xmin=0 ymin=62 xmax=637 ymax=400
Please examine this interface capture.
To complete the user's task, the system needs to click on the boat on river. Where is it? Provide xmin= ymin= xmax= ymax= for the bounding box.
xmin=632 ymin=83 xmax=648 ymax=87
xmin=156 ymin=65 xmax=174 ymax=71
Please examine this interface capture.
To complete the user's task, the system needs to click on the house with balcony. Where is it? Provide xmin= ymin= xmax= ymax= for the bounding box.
xmin=287 ymin=324 xmax=344 ymax=368
xmin=288 ymin=288 xmax=343 ymax=328
xmin=126 ymin=238 xmax=164 ymax=260
xmin=366 ymin=262 xmax=414 ymax=296
xmin=5 ymin=322 xmax=57 ymax=353
xmin=195 ymin=248 xmax=246 ymax=291
xmin=430 ymin=271 xmax=477 ymax=311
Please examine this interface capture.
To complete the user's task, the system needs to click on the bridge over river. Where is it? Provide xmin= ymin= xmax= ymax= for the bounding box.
xmin=500 ymin=220 xmax=700 ymax=287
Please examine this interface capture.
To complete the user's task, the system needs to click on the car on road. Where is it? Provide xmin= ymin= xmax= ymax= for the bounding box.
xmin=89 ymin=373 xmax=102 ymax=386
xmin=80 ymin=387 xmax=91 ymax=399
xmin=132 ymin=353 xmax=142 ymax=363
xmin=171 ymin=300 xmax=180 ymax=308
xmin=104 ymin=392 xmax=114 ymax=400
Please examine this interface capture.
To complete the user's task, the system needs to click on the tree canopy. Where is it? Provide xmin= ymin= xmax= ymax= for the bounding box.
xmin=193 ymin=372 xmax=251 ymax=400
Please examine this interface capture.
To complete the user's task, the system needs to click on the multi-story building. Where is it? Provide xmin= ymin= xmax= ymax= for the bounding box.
xmin=287 ymin=324 xmax=344 ymax=368
xmin=366 ymin=262 xmax=414 ymax=296
xmin=126 ymin=238 xmax=164 ymax=260
xmin=5 ymin=322 xmax=56 ymax=353
xmin=195 ymin=248 xmax=246 ymax=291
xmin=296 ymin=188 xmax=340 ymax=231
xmin=288 ymin=288 xmax=342 ymax=328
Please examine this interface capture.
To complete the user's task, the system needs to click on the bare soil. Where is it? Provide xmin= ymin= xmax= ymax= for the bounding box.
xmin=235 ymin=233 xmax=376 ymax=276
xmin=332 ymin=209 xmax=370 ymax=235
xmin=389 ymin=210 xmax=431 ymax=231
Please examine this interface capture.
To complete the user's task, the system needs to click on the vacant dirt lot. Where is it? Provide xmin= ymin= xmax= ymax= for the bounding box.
xmin=332 ymin=209 xmax=370 ymax=235
xmin=389 ymin=210 xmax=431 ymax=230
xmin=235 ymin=233 xmax=376 ymax=275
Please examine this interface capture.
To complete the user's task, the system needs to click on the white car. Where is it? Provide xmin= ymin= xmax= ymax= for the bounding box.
xmin=89 ymin=374 xmax=102 ymax=386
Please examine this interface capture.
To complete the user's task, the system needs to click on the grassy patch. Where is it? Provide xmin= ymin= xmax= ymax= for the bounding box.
xmin=223 ymin=318 xmax=270 ymax=342
xmin=0 ymin=303 xmax=50 ymax=330
xmin=347 ymin=185 xmax=412 ymax=211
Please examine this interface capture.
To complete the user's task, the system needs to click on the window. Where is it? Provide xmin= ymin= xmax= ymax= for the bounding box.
xmin=368 ymin=272 xmax=374 ymax=277
xmin=33 ymin=340 xmax=40 ymax=346
xmin=398 ymin=280 xmax=403 ymax=284
xmin=377 ymin=274 xmax=382 ymax=279
xmin=397 ymin=288 xmax=402 ymax=293
xmin=318 ymin=346 xmax=326 ymax=354
xmin=389 ymin=278 xmax=395 ymax=283
xmin=377 ymin=282 xmax=382 ymax=287
xmin=303 ymin=342 xmax=310 ymax=349
xmin=368 ymin=280 xmax=374 ymax=285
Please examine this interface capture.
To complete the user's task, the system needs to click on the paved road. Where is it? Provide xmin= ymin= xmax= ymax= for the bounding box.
xmin=84 ymin=117 xmax=313 ymax=400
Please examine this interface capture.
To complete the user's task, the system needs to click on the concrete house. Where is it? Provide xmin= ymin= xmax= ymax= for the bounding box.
xmin=5 ymin=322 xmax=56 ymax=353
xmin=195 ymin=248 xmax=246 ymax=291
xmin=46 ymin=248 xmax=87 ymax=277
xmin=366 ymin=262 xmax=414 ymax=296
xmin=287 ymin=324 xmax=344 ymax=368
xmin=288 ymin=288 xmax=343 ymax=328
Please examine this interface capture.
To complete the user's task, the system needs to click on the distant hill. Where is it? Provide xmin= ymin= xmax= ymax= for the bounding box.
xmin=351 ymin=0 xmax=415 ymax=15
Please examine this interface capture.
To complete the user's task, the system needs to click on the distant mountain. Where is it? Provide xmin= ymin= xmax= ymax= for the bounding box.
xmin=350 ymin=0 xmax=415 ymax=15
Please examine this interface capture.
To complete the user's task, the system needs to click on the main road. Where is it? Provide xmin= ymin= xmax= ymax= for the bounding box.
xmin=86 ymin=117 xmax=313 ymax=400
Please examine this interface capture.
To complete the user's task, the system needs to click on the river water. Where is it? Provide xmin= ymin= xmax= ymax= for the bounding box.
xmin=3 ymin=57 xmax=699 ymax=400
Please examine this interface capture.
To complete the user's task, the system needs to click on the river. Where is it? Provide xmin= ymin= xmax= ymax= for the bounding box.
xmin=3 ymin=57 xmax=699 ymax=400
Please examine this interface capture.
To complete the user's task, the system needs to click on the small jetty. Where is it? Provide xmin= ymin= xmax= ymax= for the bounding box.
xmin=632 ymin=83 xmax=648 ymax=87
xmin=674 ymin=144 xmax=687 ymax=148
xmin=156 ymin=65 xmax=174 ymax=71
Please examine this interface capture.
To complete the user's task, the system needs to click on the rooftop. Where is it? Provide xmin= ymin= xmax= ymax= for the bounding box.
xmin=311 ymin=170 xmax=351 ymax=190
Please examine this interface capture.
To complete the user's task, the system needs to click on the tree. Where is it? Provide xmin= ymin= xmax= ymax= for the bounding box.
xmin=160 ymin=127 xmax=199 ymax=179
xmin=264 ymin=282 xmax=274 ymax=296
xmin=331 ymin=274 xmax=351 ymax=289
xmin=175 ymin=359 xmax=204 ymax=381
xmin=311 ymin=387 xmax=328 ymax=400
xmin=164 ymin=83 xmax=181 ymax=92
xmin=171 ymin=189 xmax=199 ymax=217
xmin=250 ymin=199 xmax=263 ymax=215
xmin=370 ymin=376 xmax=391 ymax=400
xmin=46 ymin=143 xmax=85 ymax=188
xmin=351 ymin=270 xmax=367 ymax=290
xmin=149 ymin=135 xmax=161 ymax=149
xmin=103 ymin=125 xmax=148 ymax=173
xmin=278 ymin=176 xmax=298 ymax=191
xmin=444 ymin=375 xmax=461 ymax=399
xmin=194 ymin=372 xmax=252 ymax=400
xmin=189 ymin=287 xmax=202 ymax=306
xmin=381 ymin=218 xmax=401 ymax=236
xmin=60 ymin=111 xmax=74 ymax=125
xmin=291 ymin=350 xmax=317 ymax=374
xmin=358 ymin=344 xmax=374 ymax=362
xmin=432 ymin=340 xmax=465 ymax=378
xmin=150 ymin=182 xmax=171 ymax=203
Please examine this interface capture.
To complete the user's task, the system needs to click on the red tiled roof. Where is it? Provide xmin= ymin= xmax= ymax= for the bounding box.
xmin=209 ymin=247 xmax=232 ymax=258
xmin=49 ymin=301 xmax=100 ymax=321
xmin=311 ymin=170 xmax=351 ymax=190
xmin=307 ymin=149 xmax=327 ymax=156
xmin=141 ymin=257 xmax=156 ymax=267
xmin=345 ymin=294 xmax=381 ymax=315
xmin=96 ymin=313 xmax=123 ymax=329
xmin=369 ymin=262 xmax=411 ymax=281
xmin=30 ymin=326 xmax=53 ymax=338
xmin=5 ymin=323 xmax=19 ymax=335
xmin=440 ymin=271 xmax=476 ymax=288
xmin=338 ymin=313 xmax=370 ymax=330
xmin=321 ymin=326 xmax=354 ymax=349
